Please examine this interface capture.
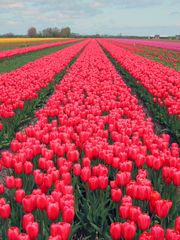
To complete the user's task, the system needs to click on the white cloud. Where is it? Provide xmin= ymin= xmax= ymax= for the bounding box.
xmin=0 ymin=0 xmax=24 ymax=9
xmin=0 ymin=0 xmax=179 ymax=35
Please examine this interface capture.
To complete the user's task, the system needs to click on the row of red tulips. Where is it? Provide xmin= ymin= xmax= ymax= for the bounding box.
xmin=0 ymin=40 xmax=88 ymax=131
xmin=110 ymin=39 xmax=179 ymax=69
xmin=0 ymin=39 xmax=79 ymax=60
xmin=98 ymin=39 xmax=180 ymax=118
xmin=0 ymin=39 xmax=179 ymax=239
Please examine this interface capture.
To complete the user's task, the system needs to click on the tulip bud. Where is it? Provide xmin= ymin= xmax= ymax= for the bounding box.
xmin=0 ymin=203 xmax=11 ymax=219
xmin=98 ymin=176 xmax=108 ymax=190
xmin=15 ymin=178 xmax=22 ymax=189
xmin=22 ymin=196 xmax=36 ymax=213
xmin=155 ymin=200 xmax=172 ymax=218
xmin=110 ymin=222 xmax=122 ymax=240
xmin=24 ymin=162 xmax=33 ymax=175
xmin=22 ymin=214 xmax=34 ymax=230
xmin=15 ymin=189 xmax=25 ymax=203
xmin=137 ymin=213 xmax=150 ymax=230
xmin=151 ymin=224 xmax=164 ymax=240
xmin=8 ymin=226 xmax=20 ymax=240
xmin=17 ymin=233 xmax=30 ymax=239
xmin=0 ymin=183 xmax=5 ymax=194
xmin=26 ymin=222 xmax=39 ymax=239
xmin=122 ymin=221 xmax=136 ymax=240
xmin=175 ymin=216 xmax=180 ymax=232
xmin=73 ymin=164 xmax=81 ymax=176
xmin=62 ymin=207 xmax=74 ymax=223
xmin=6 ymin=176 xmax=15 ymax=189
xmin=36 ymin=194 xmax=47 ymax=210
xmin=47 ymin=202 xmax=59 ymax=221
xmin=120 ymin=205 xmax=130 ymax=219
xmin=139 ymin=232 xmax=154 ymax=240
xmin=111 ymin=189 xmax=122 ymax=203
xmin=80 ymin=167 xmax=91 ymax=182
xmin=88 ymin=176 xmax=99 ymax=190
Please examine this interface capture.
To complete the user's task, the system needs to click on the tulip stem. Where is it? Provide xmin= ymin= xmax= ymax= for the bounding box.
xmin=2 ymin=219 xmax=7 ymax=239
xmin=116 ymin=204 xmax=119 ymax=220
xmin=161 ymin=218 xmax=166 ymax=229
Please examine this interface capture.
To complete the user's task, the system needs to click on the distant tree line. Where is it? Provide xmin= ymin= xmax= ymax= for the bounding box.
xmin=0 ymin=26 xmax=74 ymax=38
xmin=0 ymin=27 xmax=179 ymax=39
xmin=27 ymin=26 xmax=71 ymax=37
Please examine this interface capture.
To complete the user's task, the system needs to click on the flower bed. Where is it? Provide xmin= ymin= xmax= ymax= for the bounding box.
xmin=0 ymin=39 xmax=179 ymax=239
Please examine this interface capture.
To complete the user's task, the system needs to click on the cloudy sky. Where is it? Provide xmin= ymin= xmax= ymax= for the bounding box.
xmin=0 ymin=0 xmax=180 ymax=36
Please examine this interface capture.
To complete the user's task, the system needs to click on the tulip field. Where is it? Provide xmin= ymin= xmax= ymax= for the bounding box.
xmin=0 ymin=39 xmax=78 ymax=60
xmin=113 ymin=39 xmax=180 ymax=51
xmin=0 ymin=38 xmax=179 ymax=240
xmin=110 ymin=39 xmax=180 ymax=70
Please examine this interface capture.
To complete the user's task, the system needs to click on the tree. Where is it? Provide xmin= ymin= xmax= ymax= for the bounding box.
xmin=2 ymin=33 xmax=14 ymax=37
xmin=60 ymin=27 xmax=71 ymax=37
xmin=42 ymin=28 xmax=53 ymax=37
xmin=27 ymin=27 xmax=37 ymax=37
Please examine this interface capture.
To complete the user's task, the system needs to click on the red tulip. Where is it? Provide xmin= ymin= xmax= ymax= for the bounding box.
xmin=80 ymin=167 xmax=91 ymax=182
xmin=175 ymin=216 xmax=180 ymax=232
xmin=151 ymin=224 xmax=164 ymax=240
xmin=62 ymin=207 xmax=74 ymax=223
xmin=110 ymin=222 xmax=122 ymax=240
xmin=14 ymin=162 xmax=23 ymax=174
xmin=73 ymin=163 xmax=81 ymax=176
xmin=47 ymin=202 xmax=59 ymax=220
xmin=22 ymin=196 xmax=36 ymax=213
xmin=15 ymin=189 xmax=25 ymax=203
xmin=15 ymin=178 xmax=22 ymax=189
xmin=50 ymin=223 xmax=61 ymax=236
xmin=139 ymin=232 xmax=154 ymax=240
xmin=129 ymin=206 xmax=141 ymax=222
xmin=62 ymin=173 xmax=71 ymax=185
xmin=67 ymin=150 xmax=79 ymax=162
xmin=44 ymin=174 xmax=53 ymax=188
xmin=88 ymin=176 xmax=99 ymax=190
xmin=0 ymin=183 xmax=5 ymax=194
xmin=58 ymin=222 xmax=71 ymax=240
xmin=17 ymin=233 xmax=30 ymax=240
xmin=155 ymin=200 xmax=172 ymax=218
xmin=111 ymin=189 xmax=122 ymax=202
xmin=120 ymin=205 xmax=130 ymax=219
xmin=36 ymin=194 xmax=47 ymax=210
xmin=24 ymin=162 xmax=33 ymax=174
xmin=122 ymin=221 xmax=137 ymax=240
xmin=136 ymin=154 xmax=145 ymax=167
xmin=22 ymin=214 xmax=34 ymax=230
xmin=137 ymin=213 xmax=150 ymax=230
xmin=166 ymin=228 xmax=179 ymax=240
xmin=10 ymin=141 xmax=21 ymax=152
xmin=6 ymin=176 xmax=15 ymax=189
xmin=26 ymin=222 xmax=39 ymax=239
xmin=8 ymin=226 xmax=20 ymax=240
xmin=98 ymin=176 xmax=108 ymax=190
xmin=0 ymin=203 xmax=11 ymax=219
xmin=172 ymin=170 xmax=180 ymax=186
xmin=116 ymin=172 xmax=131 ymax=186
